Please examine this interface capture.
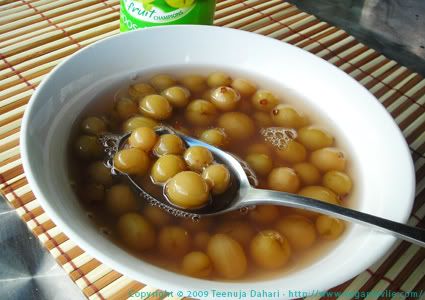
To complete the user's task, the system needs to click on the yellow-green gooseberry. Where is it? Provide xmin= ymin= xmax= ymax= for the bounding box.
xmin=87 ymin=161 xmax=112 ymax=185
xmin=128 ymin=83 xmax=156 ymax=101
xmin=161 ymin=86 xmax=190 ymax=108
xmin=149 ymin=74 xmax=176 ymax=91
xmin=166 ymin=171 xmax=210 ymax=209
xmin=122 ymin=116 xmax=158 ymax=132
xmin=183 ymin=146 xmax=214 ymax=171
xmin=207 ymin=234 xmax=247 ymax=279
xmin=275 ymin=140 xmax=307 ymax=164
xmin=310 ymin=147 xmax=347 ymax=172
xmin=106 ymin=184 xmax=138 ymax=216
xmin=316 ymin=215 xmax=345 ymax=239
xmin=251 ymin=90 xmax=279 ymax=111
xmin=293 ymin=162 xmax=321 ymax=185
xmin=180 ymin=75 xmax=207 ymax=93
xmin=253 ymin=111 xmax=273 ymax=127
xmin=139 ymin=94 xmax=172 ymax=120
xmin=249 ymin=205 xmax=280 ymax=224
xmin=298 ymin=126 xmax=334 ymax=151
xmin=267 ymin=167 xmax=300 ymax=193
xmin=143 ymin=205 xmax=172 ymax=226
xmin=115 ymin=97 xmax=139 ymax=120
xmin=181 ymin=251 xmax=212 ymax=278
xmin=74 ymin=135 xmax=103 ymax=160
xmin=185 ymin=99 xmax=218 ymax=126
xmin=200 ymin=128 xmax=228 ymax=148
xmin=113 ymin=148 xmax=150 ymax=176
xmin=246 ymin=143 xmax=272 ymax=156
xmin=217 ymin=112 xmax=255 ymax=140
xmin=210 ymin=86 xmax=241 ymax=111
xmin=202 ymin=164 xmax=231 ymax=195
xmin=231 ymin=78 xmax=257 ymax=96
xmin=245 ymin=153 xmax=273 ymax=177
xmin=275 ymin=215 xmax=317 ymax=250
xmin=271 ymin=104 xmax=308 ymax=128
xmin=80 ymin=116 xmax=107 ymax=135
xmin=216 ymin=221 xmax=255 ymax=247
xmin=117 ymin=213 xmax=155 ymax=251
xmin=158 ymin=226 xmax=191 ymax=258
xmin=322 ymin=170 xmax=353 ymax=195
xmin=153 ymin=134 xmax=186 ymax=156
xmin=250 ymin=230 xmax=291 ymax=269
xmin=151 ymin=154 xmax=186 ymax=183
xmin=128 ymin=126 xmax=158 ymax=152
xmin=207 ymin=72 xmax=232 ymax=88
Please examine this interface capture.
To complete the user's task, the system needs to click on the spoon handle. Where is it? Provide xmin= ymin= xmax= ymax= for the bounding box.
xmin=241 ymin=188 xmax=425 ymax=247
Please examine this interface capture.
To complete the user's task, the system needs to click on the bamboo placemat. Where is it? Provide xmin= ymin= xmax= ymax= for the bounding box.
xmin=0 ymin=0 xmax=424 ymax=299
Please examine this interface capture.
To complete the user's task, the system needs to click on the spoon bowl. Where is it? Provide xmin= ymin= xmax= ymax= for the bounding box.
xmin=100 ymin=125 xmax=251 ymax=218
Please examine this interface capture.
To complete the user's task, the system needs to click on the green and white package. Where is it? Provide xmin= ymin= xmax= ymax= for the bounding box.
xmin=120 ymin=0 xmax=216 ymax=32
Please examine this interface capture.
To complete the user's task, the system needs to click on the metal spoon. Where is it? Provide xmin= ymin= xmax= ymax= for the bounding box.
xmin=100 ymin=126 xmax=425 ymax=247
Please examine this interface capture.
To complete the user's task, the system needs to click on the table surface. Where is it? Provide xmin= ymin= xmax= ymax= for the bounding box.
xmin=288 ymin=0 xmax=425 ymax=77
xmin=0 ymin=1 xmax=424 ymax=300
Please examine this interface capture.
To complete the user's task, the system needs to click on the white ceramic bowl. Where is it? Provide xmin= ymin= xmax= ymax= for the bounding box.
xmin=21 ymin=26 xmax=415 ymax=299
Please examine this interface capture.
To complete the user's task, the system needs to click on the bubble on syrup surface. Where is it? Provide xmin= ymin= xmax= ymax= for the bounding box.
xmin=260 ymin=127 xmax=297 ymax=150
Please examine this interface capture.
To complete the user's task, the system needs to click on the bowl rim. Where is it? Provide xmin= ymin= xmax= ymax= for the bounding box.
xmin=20 ymin=25 xmax=416 ymax=298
